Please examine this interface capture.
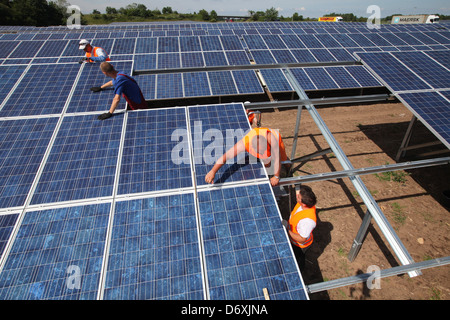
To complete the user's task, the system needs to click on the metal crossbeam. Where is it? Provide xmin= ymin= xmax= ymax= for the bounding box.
xmin=306 ymin=256 xmax=450 ymax=294
xmin=281 ymin=68 xmax=421 ymax=277
xmin=278 ymin=157 xmax=450 ymax=185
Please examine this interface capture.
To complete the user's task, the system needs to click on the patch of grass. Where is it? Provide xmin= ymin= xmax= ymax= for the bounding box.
xmin=375 ymin=170 xmax=410 ymax=184
xmin=391 ymin=202 xmax=407 ymax=225
xmin=430 ymin=287 xmax=441 ymax=300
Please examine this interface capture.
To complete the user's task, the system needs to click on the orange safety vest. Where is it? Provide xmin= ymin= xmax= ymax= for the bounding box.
xmin=288 ymin=202 xmax=317 ymax=248
xmin=86 ymin=46 xmax=111 ymax=62
xmin=241 ymin=128 xmax=288 ymax=165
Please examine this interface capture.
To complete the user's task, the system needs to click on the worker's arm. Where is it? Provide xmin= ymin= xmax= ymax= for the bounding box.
xmin=98 ymin=94 xmax=120 ymax=120
xmin=90 ymin=80 xmax=113 ymax=93
xmin=288 ymin=229 xmax=308 ymax=244
xmin=205 ymin=140 xmax=246 ymax=184
xmin=269 ymin=132 xmax=281 ymax=186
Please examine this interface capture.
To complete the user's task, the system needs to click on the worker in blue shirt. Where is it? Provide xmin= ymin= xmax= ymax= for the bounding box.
xmin=90 ymin=62 xmax=148 ymax=120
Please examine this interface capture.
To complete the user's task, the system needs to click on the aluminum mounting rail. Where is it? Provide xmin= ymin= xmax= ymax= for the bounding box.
xmin=278 ymin=156 xmax=450 ymax=185
xmin=282 ymin=68 xmax=421 ymax=277
xmin=306 ymin=256 xmax=450 ymax=294
xmin=243 ymin=94 xmax=391 ymax=110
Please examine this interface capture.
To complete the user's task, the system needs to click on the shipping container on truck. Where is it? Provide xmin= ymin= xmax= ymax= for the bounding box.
xmin=391 ymin=14 xmax=439 ymax=24
xmin=318 ymin=16 xmax=343 ymax=22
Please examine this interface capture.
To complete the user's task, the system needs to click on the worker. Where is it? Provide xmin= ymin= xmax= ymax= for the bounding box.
xmin=204 ymin=127 xmax=290 ymax=186
xmin=286 ymin=185 xmax=317 ymax=271
xmin=91 ymin=62 xmax=148 ymax=120
xmin=79 ymin=39 xmax=111 ymax=64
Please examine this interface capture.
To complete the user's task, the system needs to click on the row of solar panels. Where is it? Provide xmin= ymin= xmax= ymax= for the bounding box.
xmin=0 ymin=61 xmax=382 ymax=118
xmin=356 ymin=49 xmax=450 ymax=148
xmin=0 ymin=32 xmax=450 ymax=58
xmin=0 ymin=20 xmax=445 ymax=33
xmin=0 ymin=104 xmax=307 ymax=300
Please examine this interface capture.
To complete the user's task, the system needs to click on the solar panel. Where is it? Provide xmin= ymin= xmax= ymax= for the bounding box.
xmin=157 ymin=53 xmax=181 ymax=69
xmin=203 ymin=51 xmax=228 ymax=67
xmin=243 ymin=35 xmax=268 ymax=50
xmin=0 ymin=202 xmax=111 ymax=299
xmin=208 ymin=71 xmax=238 ymax=96
xmin=197 ymin=183 xmax=307 ymax=300
xmin=158 ymin=37 xmax=179 ymax=53
xmin=271 ymin=49 xmax=298 ymax=64
xmin=134 ymin=38 xmax=158 ymax=53
xmin=199 ymin=36 xmax=223 ymax=51
xmin=118 ymin=108 xmax=192 ymax=195
xmin=304 ymin=67 xmax=339 ymax=90
xmin=112 ymin=38 xmax=136 ymax=55
xmin=188 ymin=103 xmax=265 ymax=187
xmin=259 ymin=69 xmax=293 ymax=92
xmin=325 ymin=67 xmax=361 ymax=88
xmin=391 ymin=51 xmax=450 ymax=90
xmin=156 ymin=73 xmax=183 ymax=99
xmin=251 ymin=50 xmax=276 ymax=64
xmin=0 ymin=117 xmax=58 ymax=209
xmin=356 ymin=52 xmax=432 ymax=92
xmin=225 ymin=51 xmax=250 ymax=65
xmin=0 ymin=63 xmax=80 ymax=117
xmin=181 ymin=52 xmax=204 ymax=68
xmin=232 ymin=70 xmax=264 ymax=94
xmin=9 ymin=41 xmax=44 ymax=59
xmin=179 ymin=36 xmax=202 ymax=52
xmin=289 ymin=68 xmax=316 ymax=90
xmin=0 ymin=214 xmax=19 ymax=256
xmin=397 ymin=91 xmax=450 ymax=148
xmin=290 ymin=49 xmax=317 ymax=63
xmin=344 ymin=66 xmax=382 ymax=87
xmin=219 ymin=35 xmax=244 ymax=51
xmin=103 ymin=193 xmax=204 ymax=300
xmin=133 ymin=54 xmax=156 ymax=70
xmin=0 ymin=65 xmax=26 ymax=103
xmin=30 ymin=114 xmax=123 ymax=205
xmin=183 ymin=72 xmax=211 ymax=97
xmin=261 ymin=35 xmax=287 ymax=49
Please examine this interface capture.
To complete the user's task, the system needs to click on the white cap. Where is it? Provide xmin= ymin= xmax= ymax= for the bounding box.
xmin=79 ymin=39 xmax=90 ymax=50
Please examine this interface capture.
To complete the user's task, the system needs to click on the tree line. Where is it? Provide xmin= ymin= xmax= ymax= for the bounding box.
xmin=0 ymin=1 xmax=448 ymax=27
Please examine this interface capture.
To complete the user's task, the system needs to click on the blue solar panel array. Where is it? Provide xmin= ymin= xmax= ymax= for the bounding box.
xmin=1 ymin=20 xmax=450 ymax=300
xmin=356 ymin=49 xmax=450 ymax=148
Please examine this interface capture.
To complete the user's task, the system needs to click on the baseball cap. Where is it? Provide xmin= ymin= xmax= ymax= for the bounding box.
xmin=79 ymin=39 xmax=90 ymax=50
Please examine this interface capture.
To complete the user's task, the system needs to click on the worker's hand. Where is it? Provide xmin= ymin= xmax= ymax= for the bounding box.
xmin=90 ymin=87 xmax=103 ymax=93
xmin=205 ymin=171 xmax=216 ymax=184
xmin=97 ymin=112 xmax=112 ymax=120
xmin=78 ymin=57 xmax=88 ymax=64
xmin=270 ymin=176 xmax=280 ymax=186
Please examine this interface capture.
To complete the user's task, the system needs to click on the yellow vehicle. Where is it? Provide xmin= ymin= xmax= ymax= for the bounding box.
xmin=318 ymin=16 xmax=343 ymax=22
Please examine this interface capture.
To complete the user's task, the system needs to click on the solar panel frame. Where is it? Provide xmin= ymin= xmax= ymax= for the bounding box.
xmin=0 ymin=202 xmax=111 ymax=299
xmin=30 ymin=114 xmax=124 ymax=205
xmin=197 ymin=182 xmax=307 ymax=300
xmin=0 ymin=63 xmax=81 ymax=117
xmin=103 ymin=193 xmax=204 ymax=300
xmin=118 ymin=107 xmax=192 ymax=195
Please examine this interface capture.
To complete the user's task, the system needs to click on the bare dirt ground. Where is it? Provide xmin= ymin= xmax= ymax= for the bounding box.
xmin=262 ymin=101 xmax=450 ymax=300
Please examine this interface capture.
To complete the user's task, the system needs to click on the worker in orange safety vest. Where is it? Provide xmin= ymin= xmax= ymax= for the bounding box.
xmin=286 ymin=185 xmax=317 ymax=271
xmin=79 ymin=39 xmax=111 ymax=64
xmin=204 ymin=127 xmax=290 ymax=186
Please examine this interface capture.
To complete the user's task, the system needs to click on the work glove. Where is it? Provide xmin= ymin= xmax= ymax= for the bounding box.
xmin=97 ymin=112 xmax=112 ymax=120
xmin=90 ymin=87 xmax=103 ymax=93
xmin=78 ymin=57 xmax=88 ymax=64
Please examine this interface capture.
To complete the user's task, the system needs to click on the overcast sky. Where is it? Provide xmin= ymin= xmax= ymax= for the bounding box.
xmin=69 ymin=0 xmax=450 ymax=17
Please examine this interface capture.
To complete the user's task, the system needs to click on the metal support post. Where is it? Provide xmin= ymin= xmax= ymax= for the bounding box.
xmin=282 ymin=68 xmax=420 ymax=277
xmin=290 ymin=105 xmax=303 ymax=160
xmin=348 ymin=210 xmax=372 ymax=262
xmin=396 ymin=115 xmax=417 ymax=161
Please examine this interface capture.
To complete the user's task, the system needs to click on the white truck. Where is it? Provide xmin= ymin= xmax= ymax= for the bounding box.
xmin=391 ymin=14 xmax=439 ymax=24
